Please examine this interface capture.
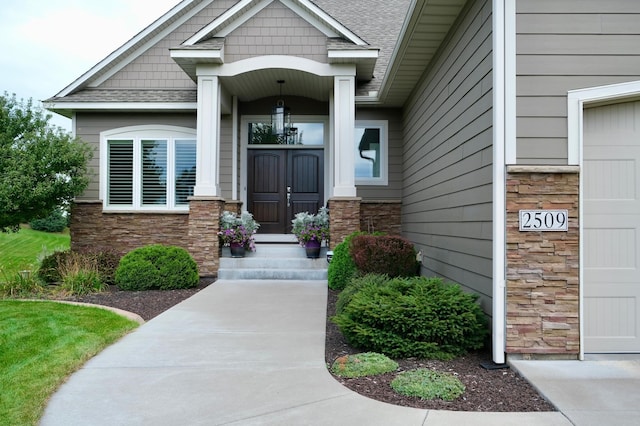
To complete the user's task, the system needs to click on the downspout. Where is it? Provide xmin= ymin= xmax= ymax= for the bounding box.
xmin=232 ymin=95 xmax=238 ymax=201
xmin=492 ymin=0 xmax=507 ymax=365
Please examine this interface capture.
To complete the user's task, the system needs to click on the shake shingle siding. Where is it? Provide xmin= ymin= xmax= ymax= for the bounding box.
xmin=516 ymin=0 xmax=640 ymax=164
xmin=402 ymin=0 xmax=493 ymax=312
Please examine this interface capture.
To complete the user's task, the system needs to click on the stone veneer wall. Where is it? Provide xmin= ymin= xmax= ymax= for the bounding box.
xmin=328 ymin=197 xmax=361 ymax=248
xmin=505 ymin=166 xmax=580 ymax=358
xmin=70 ymin=201 xmax=190 ymax=255
xmin=188 ymin=197 xmax=225 ymax=277
xmin=360 ymin=200 xmax=402 ymax=235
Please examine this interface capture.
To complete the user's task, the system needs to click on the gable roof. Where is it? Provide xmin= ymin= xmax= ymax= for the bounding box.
xmin=45 ymin=0 xmax=467 ymax=110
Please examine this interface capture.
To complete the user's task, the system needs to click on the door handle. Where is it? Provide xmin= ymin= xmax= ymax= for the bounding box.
xmin=287 ymin=186 xmax=291 ymax=207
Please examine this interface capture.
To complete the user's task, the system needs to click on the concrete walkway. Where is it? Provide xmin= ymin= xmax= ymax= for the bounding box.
xmin=42 ymin=280 xmax=575 ymax=425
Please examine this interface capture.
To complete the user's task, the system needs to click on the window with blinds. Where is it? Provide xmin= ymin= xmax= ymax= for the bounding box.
xmin=175 ymin=140 xmax=196 ymax=206
xmin=141 ymin=140 xmax=167 ymax=205
xmin=108 ymin=141 xmax=133 ymax=205
xmin=106 ymin=135 xmax=196 ymax=210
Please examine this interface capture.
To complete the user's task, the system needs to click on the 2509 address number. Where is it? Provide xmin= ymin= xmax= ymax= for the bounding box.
xmin=519 ymin=210 xmax=568 ymax=232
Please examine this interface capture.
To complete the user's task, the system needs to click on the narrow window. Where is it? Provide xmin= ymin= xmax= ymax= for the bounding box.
xmin=107 ymin=141 xmax=133 ymax=205
xmin=175 ymin=139 xmax=196 ymax=206
xmin=141 ymin=139 xmax=167 ymax=205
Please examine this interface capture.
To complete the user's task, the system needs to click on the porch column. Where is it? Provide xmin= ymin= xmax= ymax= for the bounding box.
xmin=194 ymin=71 xmax=221 ymax=196
xmin=333 ymin=75 xmax=357 ymax=197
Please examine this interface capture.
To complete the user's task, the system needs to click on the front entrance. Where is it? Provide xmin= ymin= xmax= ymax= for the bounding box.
xmin=583 ymin=100 xmax=640 ymax=353
xmin=247 ymin=149 xmax=324 ymax=233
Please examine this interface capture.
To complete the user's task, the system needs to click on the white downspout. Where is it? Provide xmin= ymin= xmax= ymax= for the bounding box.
xmin=492 ymin=0 xmax=508 ymax=365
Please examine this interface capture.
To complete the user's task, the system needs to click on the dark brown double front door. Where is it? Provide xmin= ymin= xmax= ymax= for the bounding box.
xmin=247 ymin=149 xmax=324 ymax=234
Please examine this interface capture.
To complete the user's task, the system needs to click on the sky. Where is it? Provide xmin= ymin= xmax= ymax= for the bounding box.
xmin=0 ymin=0 xmax=180 ymax=130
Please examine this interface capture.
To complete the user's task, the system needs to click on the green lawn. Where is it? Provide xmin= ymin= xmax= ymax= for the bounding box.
xmin=0 ymin=227 xmax=69 ymax=277
xmin=0 ymin=301 xmax=139 ymax=426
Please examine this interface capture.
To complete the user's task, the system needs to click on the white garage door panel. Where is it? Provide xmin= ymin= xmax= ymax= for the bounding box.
xmin=584 ymin=100 xmax=640 ymax=353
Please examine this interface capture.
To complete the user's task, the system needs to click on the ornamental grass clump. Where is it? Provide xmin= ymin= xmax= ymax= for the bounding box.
xmin=332 ymin=275 xmax=488 ymax=360
xmin=291 ymin=207 xmax=329 ymax=245
xmin=218 ymin=210 xmax=260 ymax=251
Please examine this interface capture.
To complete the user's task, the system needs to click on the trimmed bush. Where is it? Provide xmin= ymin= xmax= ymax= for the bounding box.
xmin=115 ymin=245 xmax=199 ymax=291
xmin=336 ymin=273 xmax=389 ymax=315
xmin=350 ymin=234 xmax=418 ymax=278
xmin=330 ymin=352 xmax=398 ymax=378
xmin=29 ymin=209 xmax=67 ymax=233
xmin=331 ymin=276 xmax=488 ymax=360
xmin=327 ymin=231 xmax=380 ymax=291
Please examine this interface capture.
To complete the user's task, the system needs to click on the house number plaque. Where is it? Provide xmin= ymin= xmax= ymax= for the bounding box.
xmin=519 ymin=210 xmax=568 ymax=232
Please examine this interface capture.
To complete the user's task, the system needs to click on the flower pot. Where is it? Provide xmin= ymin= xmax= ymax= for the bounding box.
xmin=229 ymin=242 xmax=245 ymax=258
xmin=305 ymin=239 xmax=321 ymax=259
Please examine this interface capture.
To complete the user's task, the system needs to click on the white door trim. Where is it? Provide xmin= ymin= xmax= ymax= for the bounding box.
xmin=568 ymin=80 xmax=640 ymax=359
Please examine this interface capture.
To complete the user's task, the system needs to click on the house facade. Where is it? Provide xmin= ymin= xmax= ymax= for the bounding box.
xmin=45 ymin=0 xmax=640 ymax=363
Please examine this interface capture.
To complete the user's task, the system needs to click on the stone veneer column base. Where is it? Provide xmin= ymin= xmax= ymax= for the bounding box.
xmin=188 ymin=197 xmax=225 ymax=277
xmin=328 ymin=197 xmax=361 ymax=249
xmin=506 ymin=166 xmax=580 ymax=357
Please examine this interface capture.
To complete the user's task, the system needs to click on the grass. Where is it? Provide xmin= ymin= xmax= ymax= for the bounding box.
xmin=330 ymin=352 xmax=399 ymax=378
xmin=0 ymin=301 xmax=139 ymax=426
xmin=0 ymin=227 xmax=70 ymax=277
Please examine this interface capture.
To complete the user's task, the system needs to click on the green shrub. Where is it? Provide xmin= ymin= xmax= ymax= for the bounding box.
xmin=330 ymin=352 xmax=398 ymax=378
xmin=350 ymin=234 xmax=418 ymax=278
xmin=29 ymin=209 xmax=67 ymax=233
xmin=37 ymin=250 xmax=72 ymax=284
xmin=331 ymin=276 xmax=488 ymax=360
xmin=57 ymin=252 xmax=105 ymax=296
xmin=391 ymin=369 xmax=465 ymax=401
xmin=0 ymin=271 xmax=45 ymax=298
xmin=336 ymin=273 xmax=389 ymax=315
xmin=327 ymin=231 xmax=378 ymax=291
xmin=115 ymin=245 xmax=199 ymax=291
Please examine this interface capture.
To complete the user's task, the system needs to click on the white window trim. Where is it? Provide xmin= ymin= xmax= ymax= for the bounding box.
xmin=100 ymin=125 xmax=196 ymax=212
xmin=355 ymin=120 xmax=388 ymax=186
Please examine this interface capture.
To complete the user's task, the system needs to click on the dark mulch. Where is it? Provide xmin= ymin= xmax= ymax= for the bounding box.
xmin=64 ymin=281 xmax=556 ymax=412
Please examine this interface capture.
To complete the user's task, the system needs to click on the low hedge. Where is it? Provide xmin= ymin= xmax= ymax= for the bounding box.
xmin=115 ymin=245 xmax=199 ymax=291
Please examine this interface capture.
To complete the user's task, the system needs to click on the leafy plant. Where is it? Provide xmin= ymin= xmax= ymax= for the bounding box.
xmin=218 ymin=210 xmax=260 ymax=251
xmin=391 ymin=369 xmax=465 ymax=401
xmin=291 ymin=207 xmax=329 ymax=245
xmin=327 ymin=231 xmax=372 ymax=291
xmin=330 ymin=352 xmax=398 ymax=378
xmin=350 ymin=234 xmax=418 ymax=278
xmin=37 ymin=250 xmax=71 ymax=284
xmin=331 ymin=276 xmax=488 ymax=360
xmin=115 ymin=245 xmax=199 ymax=291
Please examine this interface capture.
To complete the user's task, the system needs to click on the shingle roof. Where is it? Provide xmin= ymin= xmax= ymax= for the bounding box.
xmin=45 ymin=89 xmax=197 ymax=104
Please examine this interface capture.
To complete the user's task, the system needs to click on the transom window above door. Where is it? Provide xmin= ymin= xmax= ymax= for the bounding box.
xmin=248 ymin=121 xmax=325 ymax=146
xmin=100 ymin=126 xmax=196 ymax=211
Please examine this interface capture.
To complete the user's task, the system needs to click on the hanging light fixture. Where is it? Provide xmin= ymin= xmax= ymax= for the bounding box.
xmin=271 ymin=80 xmax=297 ymax=144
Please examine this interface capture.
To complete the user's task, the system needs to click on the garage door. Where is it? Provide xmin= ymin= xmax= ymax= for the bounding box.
xmin=584 ymin=100 xmax=640 ymax=353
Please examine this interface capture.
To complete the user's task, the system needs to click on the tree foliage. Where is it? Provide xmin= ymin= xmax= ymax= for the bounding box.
xmin=0 ymin=93 xmax=92 ymax=231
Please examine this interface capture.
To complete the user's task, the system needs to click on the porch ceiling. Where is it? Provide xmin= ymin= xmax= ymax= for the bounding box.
xmin=221 ymin=68 xmax=334 ymax=102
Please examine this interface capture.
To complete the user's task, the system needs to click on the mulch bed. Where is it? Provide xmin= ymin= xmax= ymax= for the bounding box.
xmin=64 ymin=280 xmax=556 ymax=412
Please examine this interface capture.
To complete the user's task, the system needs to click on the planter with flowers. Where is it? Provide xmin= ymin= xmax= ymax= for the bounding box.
xmin=218 ymin=211 xmax=260 ymax=257
xmin=291 ymin=207 xmax=329 ymax=259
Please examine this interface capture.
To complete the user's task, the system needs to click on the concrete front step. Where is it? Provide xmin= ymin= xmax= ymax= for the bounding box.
xmin=218 ymin=242 xmax=329 ymax=280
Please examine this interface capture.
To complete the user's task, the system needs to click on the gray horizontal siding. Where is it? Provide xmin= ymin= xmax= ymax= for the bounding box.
xmin=75 ymin=112 xmax=197 ymax=200
xmin=402 ymin=0 xmax=493 ymax=314
xmin=516 ymin=0 xmax=640 ymax=164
